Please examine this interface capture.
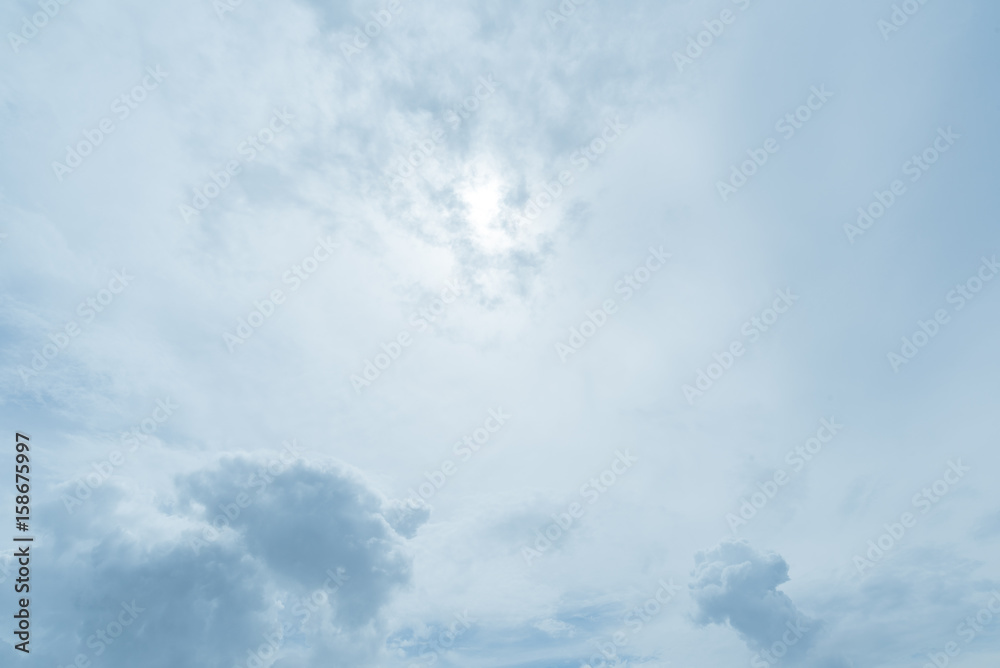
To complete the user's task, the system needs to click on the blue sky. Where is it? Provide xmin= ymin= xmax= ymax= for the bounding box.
xmin=1 ymin=0 xmax=1000 ymax=666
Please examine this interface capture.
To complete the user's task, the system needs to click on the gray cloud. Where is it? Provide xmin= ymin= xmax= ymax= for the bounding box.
xmin=27 ymin=453 xmax=423 ymax=667
xmin=690 ymin=540 xmax=817 ymax=663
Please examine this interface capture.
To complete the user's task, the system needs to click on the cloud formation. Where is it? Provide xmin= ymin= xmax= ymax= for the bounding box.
xmin=1 ymin=0 xmax=999 ymax=665
xmin=30 ymin=453 xmax=424 ymax=667
xmin=690 ymin=540 xmax=816 ymax=664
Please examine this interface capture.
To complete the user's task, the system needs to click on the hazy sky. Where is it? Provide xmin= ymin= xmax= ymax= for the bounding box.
xmin=2 ymin=0 xmax=1000 ymax=666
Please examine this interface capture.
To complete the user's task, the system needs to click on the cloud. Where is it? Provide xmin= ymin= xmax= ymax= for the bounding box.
xmin=689 ymin=540 xmax=817 ymax=664
xmin=24 ymin=452 xmax=425 ymax=667
xmin=383 ymin=497 xmax=432 ymax=539
xmin=535 ymin=617 xmax=577 ymax=637
xmin=0 ymin=0 xmax=998 ymax=666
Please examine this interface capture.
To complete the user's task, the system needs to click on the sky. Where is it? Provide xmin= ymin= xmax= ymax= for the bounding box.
xmin=1 ymin=0 xmax=1000 ymax=666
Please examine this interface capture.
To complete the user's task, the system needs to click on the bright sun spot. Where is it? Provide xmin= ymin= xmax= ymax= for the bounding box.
xmin=459 ymin=164 xmax=513 ymax=253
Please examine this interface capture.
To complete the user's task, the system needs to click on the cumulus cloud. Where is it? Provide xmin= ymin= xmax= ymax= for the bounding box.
xmin=690 ymin=540 xmax=822 ymax=665
xmin=383 ymin=497 xmax=432 ymax=539
xmin=25 ymin=453 xmax=424 ymax=667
